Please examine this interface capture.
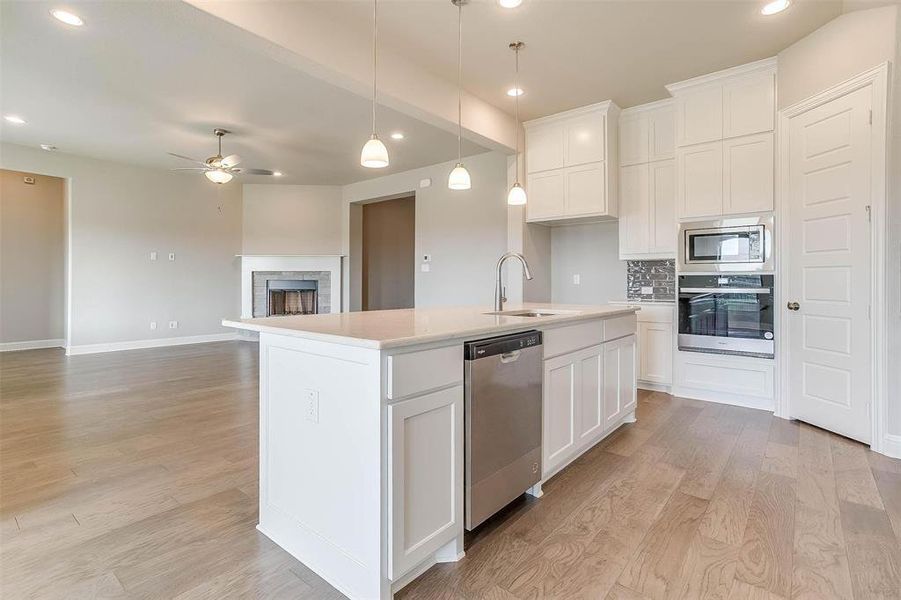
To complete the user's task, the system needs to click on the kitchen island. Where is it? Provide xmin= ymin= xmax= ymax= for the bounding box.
xmin=223 ymin=303 xmax=639 ymax=600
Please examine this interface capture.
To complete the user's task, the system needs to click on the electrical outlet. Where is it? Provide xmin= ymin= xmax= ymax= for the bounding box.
xmin=149 ymin=251 xmax=157 ymax=261
xmin=150 ymin=321 xmax=157 ymax=330
xmin=168 ymin=253 xmax=176 ymax=261
xmin=168 ymin=321 xmax=178 ymax=329
xmin=421 ymin=263 xmax=431 ymax=272
xmin=304 ymin=389 xmax=319 ymax=424
xmin=423 ymin=254 xmax=431 ymax=262
xmin=419 ymin=178 xmax=432 ymax=188
xmin=573 ymin=273 xmax=581 ymax=285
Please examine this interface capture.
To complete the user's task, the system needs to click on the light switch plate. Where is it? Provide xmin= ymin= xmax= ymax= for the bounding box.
xmin=304 ymin=389 xmax=319 ymax=423
xmin=419 ymin=178 xmax=432 ymax=188
xmin=573 ymin=274 xmax=581 ymax=285
xmin=168 ymin=253 xmax=176 ymax=261
xmin=150 ymin=321 xmax=157 ymax=330
xmin=168 ymin=321 xmax=178 ymax=329
xmin=150 ymin=251 xmax=157 ymax=261
xmin=421 ymin=263 xmax=430 ymax=272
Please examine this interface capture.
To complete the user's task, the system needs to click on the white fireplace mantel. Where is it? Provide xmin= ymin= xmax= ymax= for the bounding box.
xmin=240 ymin=255 xmax=343 ymax=318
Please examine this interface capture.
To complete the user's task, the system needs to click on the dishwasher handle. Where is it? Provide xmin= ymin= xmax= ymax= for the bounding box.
xmin=500 ymin=350 xmax=521 ymax=363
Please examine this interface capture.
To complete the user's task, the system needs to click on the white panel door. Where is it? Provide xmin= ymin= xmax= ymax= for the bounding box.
xmin=526 ymin=125 xmax=564 ymax=173
xmin=619 ymin=113 xmax=649 ymax=166
xmin=723 ymin=132 xmax=774 ymax=215
xmin=650 ymin=159 xmax=676 ymax=254
xmin=576 ymin=346 xmax=604 ymax=446
xmin=618 ymin=163 xmax=650 ymax=256
xmin=677 ymin=140 xmax=723 ymax=219
xmin=388 ymin=386 xmax=463 ymax=578
xmin=565 ymin=113 xmax=606 ymax=167
xmin=542 ymin=354 xmax=578 ymax=475
xmin=526 ymin=170 xmax=565 ymax=221
xmin=723 ymin=72 xmax=775 ymax=139
xmin=676 ymin=86 xmax=723 ymax=146
xmin=649 ymin=106 xmax=676 ymax=161
xmin=787 ymin=84 xmax=873 ymax=444
xmin=565 ymin=162 xmax=607 ymax=216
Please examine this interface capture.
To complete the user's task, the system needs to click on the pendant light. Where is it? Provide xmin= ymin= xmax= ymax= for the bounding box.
xmin=448 ymin=0 xmax=471 ymax=190
xmin=361 ymin=0 xmax=389 ymax=168
xmin=507 ymin=42 xmax=527 ymax=206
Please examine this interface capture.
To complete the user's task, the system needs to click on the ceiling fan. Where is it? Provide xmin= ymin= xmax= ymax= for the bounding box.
xmin=168 ymin=128 xmax=280 ymax=184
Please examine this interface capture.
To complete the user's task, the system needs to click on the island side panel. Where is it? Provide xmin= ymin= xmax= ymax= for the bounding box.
xmin=257 ymin=332 xmax=384 ymax=599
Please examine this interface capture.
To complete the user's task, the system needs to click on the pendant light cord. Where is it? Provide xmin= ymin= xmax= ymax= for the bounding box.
xmin=372 ymin=0 xmax=378 ymax=135
xmin=457 ymin=1 xmax=463 ymax=162
xmin=513 ymin=44 xmax=520 ymax=181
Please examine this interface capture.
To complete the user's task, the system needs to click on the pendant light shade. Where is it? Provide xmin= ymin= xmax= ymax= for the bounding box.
xmin=507 ymin=41 xmax=527 ymax=206
xmin=205 ymin=169 xmax=233 ymax=184
xmin=506 ymin=182 xmax=526 ymax=205
xmin=448 ymin=163 xmax=472 ymax=190
xmin=361 ymin=135 xmax=389 ymax=168
xmin=361 ymin=0 xmax=388 ymax=168
xmin=448 ymin=0 xmax=471 ymax=190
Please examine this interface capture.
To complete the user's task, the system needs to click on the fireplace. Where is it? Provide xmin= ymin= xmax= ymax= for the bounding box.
xmin=266 ymin=280 xmax=318 ymax=316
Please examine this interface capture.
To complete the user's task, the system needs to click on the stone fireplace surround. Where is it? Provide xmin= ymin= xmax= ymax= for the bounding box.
xmin=239 ymin=255 xmax=342 ymax=318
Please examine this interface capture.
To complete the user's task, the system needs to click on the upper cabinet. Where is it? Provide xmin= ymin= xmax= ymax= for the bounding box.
xmin=524 ymin=101 xmax=620 ymax=224
xmin=666 ymin=57 xmax=776 ymax=220
xmin=618 ymin=99 xmax=676 ymax=259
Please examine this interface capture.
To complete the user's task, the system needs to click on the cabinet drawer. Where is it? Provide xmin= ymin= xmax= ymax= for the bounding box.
xmin=604 ymin=314 xmax=637 ymax=341
xmin=543 ymin=321 xmax=604 ymax=359
xmin=635 ymin=304 xmax=674 ymax=323
xmin=386 ymin=345 xmax=463 ymax=400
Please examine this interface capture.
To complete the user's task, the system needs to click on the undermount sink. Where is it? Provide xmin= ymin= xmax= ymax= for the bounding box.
xmin=485 ymin=309 xmax=579 ymax=318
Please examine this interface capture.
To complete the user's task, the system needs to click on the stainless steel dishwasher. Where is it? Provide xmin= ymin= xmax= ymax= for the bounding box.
xmin=464 ymin=330 xmax=542 ymax=530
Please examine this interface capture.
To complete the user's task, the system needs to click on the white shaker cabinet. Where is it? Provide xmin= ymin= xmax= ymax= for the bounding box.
xmin=723 ymin=72 xmax=775 ymax=139
xmin=723 ymin=132 xmax=774 ymax=215
xmin=675 ymin=85 xmax=723 ymax=147
xmin=603 ymin=335 xmax=637 ymax=428
xmin=649 ymin=105 xmax=676 ymax=161
xmin=525 ymin=101 xmax=619 ymax=224
xmin=677 ymin=140 xmax=723 ymax=219
xmin=650 ymin=160 xmax=676 ymax=254
xmin=542 ymin=353 xmax=578 ymax=476
xmin=619 ymin=112 xmax=650 ymax=166
xmin=618 ymin=163 xmax=650 ymax=256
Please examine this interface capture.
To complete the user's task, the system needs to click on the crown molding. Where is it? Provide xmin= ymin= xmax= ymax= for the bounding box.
xmin=524 ymin=99 xmax=620 ymax=128
xmin=620 ymin=97 xmax=675 ymax=116
xmin=665 ymin=56 xmax=777 ymax=95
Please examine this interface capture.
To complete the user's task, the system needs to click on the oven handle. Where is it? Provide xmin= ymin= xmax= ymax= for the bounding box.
xmin=680 ymin=287 xmax=772 ymax=294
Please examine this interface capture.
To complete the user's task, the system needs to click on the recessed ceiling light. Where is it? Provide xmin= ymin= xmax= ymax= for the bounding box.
xmin=40 ymin=144 xmax=58 ymax=151
xmin=390 ymin=132 xmax=405 ymax=140
xmin=50 ymin=9 xmax=84 ymax=26
xmin=273 ymin=171 xmax=283 ymax=177
xmin=507 ymin=87 xmax=524 ymax=97
xmin=498 ymin=0 xmax=523 ymax=8
xmin=761 ymin=0 xmax=790 ymax=15
xmin=4 ymin=115 xmax=26 ymax=125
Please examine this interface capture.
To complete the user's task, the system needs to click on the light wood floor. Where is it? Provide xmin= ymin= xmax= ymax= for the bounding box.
xmin=2 ymin=342 xmax=899 ymax=599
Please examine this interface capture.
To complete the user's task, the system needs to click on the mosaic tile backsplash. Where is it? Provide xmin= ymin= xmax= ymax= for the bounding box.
xmin=627 ymin=259 xmax=675 ymax=300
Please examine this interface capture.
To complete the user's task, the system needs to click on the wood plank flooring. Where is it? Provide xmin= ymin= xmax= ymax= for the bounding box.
xmin=2 ymin=343 xmax=899 ymax=599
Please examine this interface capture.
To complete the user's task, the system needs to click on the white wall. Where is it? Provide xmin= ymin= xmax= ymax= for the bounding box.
xmin=778 ymin=5 xmax=901 ymax=441
xmin=0 ymin=143 xmax=242 ymax=350
xmin=341 ymin=151 xmax=510 ymax=309
xmin=242 ymin=184 xmax=342 ymax=255
xmin=0 ymin=170 xmax=65 ymax=345
xmin=550 ymin=222 xmax=626 ymax=304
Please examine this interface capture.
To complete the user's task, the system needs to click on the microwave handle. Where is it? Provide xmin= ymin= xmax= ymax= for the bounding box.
xmin=680 ymin=287 xmax=772 ymax=294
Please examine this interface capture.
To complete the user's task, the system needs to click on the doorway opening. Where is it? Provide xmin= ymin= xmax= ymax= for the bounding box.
xmin=356 ymin=195 xmax=415 ymax=311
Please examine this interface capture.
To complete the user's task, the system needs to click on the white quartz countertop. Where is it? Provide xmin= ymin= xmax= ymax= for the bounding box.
xmin=609 ymin=299 xmax=676 ymax=305
xmin=222 ymin=303 xmax=638 ymax=349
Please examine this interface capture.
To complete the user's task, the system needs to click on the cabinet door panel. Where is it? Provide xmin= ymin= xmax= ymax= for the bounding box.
xmin=619 ymin=336 xmax=637 ymax=415
xmin=650 ymin=160 xmax=676 ymax=254
xmin=723 ymin=132 xmax=774 ymax=215
xmin=618 ymin=163 xmax=650 ymax=257
xmin=677 ymin=140 xmax=723 ymax=219
xmin=543 ymin=356 xmax=577 ymax=475
xmin=649 ymin=105 xmax=675 ymax=161
xmin=526 ymin=126 xmax=564 ymax=173
xmin=565 ymin=113 xmax=606 ymax=166
xmin=723 ymin=72 xmax=775 ymax=138
xmin=619 ymin=113 xmax=649 ymax=166
xmin=638 ymin=323 xmax=672 ymax=385
xmin=676 ymin=86 xmax=723 ymax=146
xmin=526 ymin=170 xmax=565 ymax=221
xmin=603 ymin=342 xmax=622 ymax=428
xmin=577 ymin=348 xmax=604 ymax=444
xmin=388 ymin=386 xmax=463 ymax=579
xmin=565 ymin=162 xmax=607 ymax=216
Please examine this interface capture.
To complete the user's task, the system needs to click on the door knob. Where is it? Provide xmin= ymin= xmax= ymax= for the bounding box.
xmin=787 ymin=301 xmax=800 ymax=311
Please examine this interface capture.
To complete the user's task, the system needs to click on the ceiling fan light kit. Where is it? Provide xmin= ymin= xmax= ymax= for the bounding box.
xmin=205 ymin=169 xmax=233 ymax=184
xmin=361 ymin=0 xmax=389 ymax=169
xmin=168 ymin=128 xmax=277 ymax=184
xmin=448 ymin=0 xmax=471 ymax=191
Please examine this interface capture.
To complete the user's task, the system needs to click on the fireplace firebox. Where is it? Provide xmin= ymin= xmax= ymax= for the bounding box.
xmin=266 ymin=280 xmax=318 ymax=316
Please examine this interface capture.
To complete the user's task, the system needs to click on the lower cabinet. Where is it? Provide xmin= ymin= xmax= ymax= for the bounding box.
xmin=638 ymin=321 xmax=673 ymax=386
xmin=387 ymin=385 xmax=463 ymax=579
xmin=542 ymin=335 xmax=636 ymax=478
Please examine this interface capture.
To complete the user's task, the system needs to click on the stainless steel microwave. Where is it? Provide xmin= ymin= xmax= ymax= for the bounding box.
xmin=678 ymin=216 xmax=773 ymax=273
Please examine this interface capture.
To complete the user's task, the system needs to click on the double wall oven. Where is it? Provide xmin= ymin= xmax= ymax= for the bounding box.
xmin=677 ymin=216 xmax=774 ymax=358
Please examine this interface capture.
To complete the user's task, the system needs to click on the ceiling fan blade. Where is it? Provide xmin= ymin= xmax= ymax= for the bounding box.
xmin=220 ymin=154 xmax=242 ymax=168
xmin=233 ymin=168 xmax=276 ymax=176
xmin=167 ymin=152 xmax=208 ymax=166
xmin=171 ymin=167 xmax=209 ymax=171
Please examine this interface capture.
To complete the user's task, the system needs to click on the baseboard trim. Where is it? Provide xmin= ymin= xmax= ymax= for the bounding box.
xmin=638 ymin=381 xmax=671 ymax=393
xmin=65 ymin=333 xmax=239 ymax=356
xmin=671 ymin=385 xmax=775 ymax=412
xmin=879 ymin=434 xmax=901 ymax=459
xmin=0 ymin=338 xmax=65 ymax=352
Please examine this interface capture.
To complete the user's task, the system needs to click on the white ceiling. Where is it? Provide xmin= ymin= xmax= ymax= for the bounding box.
xmin=306 ymin=0 xmax=843 ymax=120
xmin=1 ymin=0 xmax=847 ymax=183
xmin=0 ymin=1 xmax=488 ymax=185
